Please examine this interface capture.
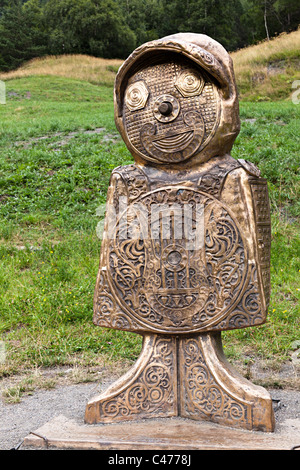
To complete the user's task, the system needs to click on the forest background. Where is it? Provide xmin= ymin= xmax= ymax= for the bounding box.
xmin=0 ymin=0 xmax=300 ymax=72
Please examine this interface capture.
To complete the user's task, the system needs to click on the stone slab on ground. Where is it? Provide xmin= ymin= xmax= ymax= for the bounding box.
xmin=23 ymin=413 xmax=300 ymax=450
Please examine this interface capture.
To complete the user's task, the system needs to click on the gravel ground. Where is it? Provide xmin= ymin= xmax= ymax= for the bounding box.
xmin=0 ymin=378 xmax=300 ymax=450
xmin=0 ymin=380 xmax=108 ymax=450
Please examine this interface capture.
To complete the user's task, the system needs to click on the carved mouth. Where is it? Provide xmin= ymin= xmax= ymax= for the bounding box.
xmin=151 ymin=130 xmax=194 ymax=153
xmin=140 ymin=112 xmax=205 ymax=163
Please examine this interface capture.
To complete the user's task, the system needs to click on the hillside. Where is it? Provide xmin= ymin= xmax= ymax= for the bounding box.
xmin=0 ymin=28 xmax=299 ymax=101
xmin=0 ymin=55 xmax=123 ymax=87
xmin=231 ymin=28 xmax=300 ymax=100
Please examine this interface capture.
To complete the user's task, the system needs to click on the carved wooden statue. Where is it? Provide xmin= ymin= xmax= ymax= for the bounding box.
xmin=85 ymin=33 xmax=275 ymax=432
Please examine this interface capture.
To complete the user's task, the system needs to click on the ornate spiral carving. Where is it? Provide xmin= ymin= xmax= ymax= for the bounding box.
xmin=180 ymin=335 xmax=248 ymax=427
xmin=128 ymin=384 xmax=149 ymax=409
xmin=228 ymin=403 xmax=244 ymax=420
xmin=190 ymin=365 xmax=209 ymax=387
xmin=98 ymin=294 xmax=114 ymax=316
xmin=97 ymin=335 xmax=176 ymax=421
xmin=207 ymin=386 xmax=223 ymax=411
xmin=125 ymin=81 xmax=149 ymax=111
xmin=175 ymin=69 xmax=205 ymax=97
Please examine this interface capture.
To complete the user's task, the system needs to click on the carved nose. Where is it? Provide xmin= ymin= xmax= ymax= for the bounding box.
xmin=158 ymin=101 xmax=173 ymax=116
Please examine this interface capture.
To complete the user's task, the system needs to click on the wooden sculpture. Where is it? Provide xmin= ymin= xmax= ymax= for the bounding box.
xmin=85 ymin=33 xmax=275 ymax=432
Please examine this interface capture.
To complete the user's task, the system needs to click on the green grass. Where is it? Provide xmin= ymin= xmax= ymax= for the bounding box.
xmin=0 ymin=76 xmax=299 ymax=381
xmin=224 ymin=102 xmax=300 ymax=363
xmin=235 ymin=102 xmax=300 ymax=218
xmin=0 ymin=76 xmax=139 ymax=375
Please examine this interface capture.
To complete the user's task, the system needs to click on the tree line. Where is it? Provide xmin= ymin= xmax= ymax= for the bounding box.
xmin=0 ymin=0 xmax=299 ymax=72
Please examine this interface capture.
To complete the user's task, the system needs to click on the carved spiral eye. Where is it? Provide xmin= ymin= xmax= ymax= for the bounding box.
xmin=125 ymin=81 xmax=149 ymax=111
xmin=175 ymin=70 xmax=204 ymax=97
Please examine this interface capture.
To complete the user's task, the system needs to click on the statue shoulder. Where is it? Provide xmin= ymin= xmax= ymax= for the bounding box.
xmin=237 ymin=159 xmax=261 ymax=177
xmin=110 ymin=164 xmax=150 ymax=202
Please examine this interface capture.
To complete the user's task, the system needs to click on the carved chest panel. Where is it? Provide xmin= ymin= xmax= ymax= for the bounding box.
xmin=94 ymin=163 xmax=269 ymax=334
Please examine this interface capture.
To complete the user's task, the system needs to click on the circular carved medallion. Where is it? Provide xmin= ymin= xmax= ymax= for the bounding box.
xmin=107 ymin=187 xmax=248 ymax=333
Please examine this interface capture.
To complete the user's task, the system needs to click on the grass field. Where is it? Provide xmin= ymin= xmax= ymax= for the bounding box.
xmin=0 ymin=60 xmax=299 ymax=394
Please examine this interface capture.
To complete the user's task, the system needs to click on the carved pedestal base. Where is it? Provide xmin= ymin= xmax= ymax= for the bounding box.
xmin=85 ymin=333 xmax=275 ymax=432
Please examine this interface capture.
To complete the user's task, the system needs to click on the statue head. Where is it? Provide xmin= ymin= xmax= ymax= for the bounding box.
xmin=114 ymin=33 xmax=240 ymax=169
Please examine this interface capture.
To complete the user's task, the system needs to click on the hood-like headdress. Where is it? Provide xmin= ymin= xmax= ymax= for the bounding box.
xmin=114 ymin=33 xmax=240 ymax=168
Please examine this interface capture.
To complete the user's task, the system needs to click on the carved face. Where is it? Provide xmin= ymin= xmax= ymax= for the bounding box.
xmin=123 ymin=58 xmax=220 ymax=164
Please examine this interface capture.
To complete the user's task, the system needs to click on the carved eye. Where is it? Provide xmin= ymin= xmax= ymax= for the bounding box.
xmin=125 ymin=81 xmax=149 ymax=111
xmin=175 ymin=70 xmax=204 ymax=97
